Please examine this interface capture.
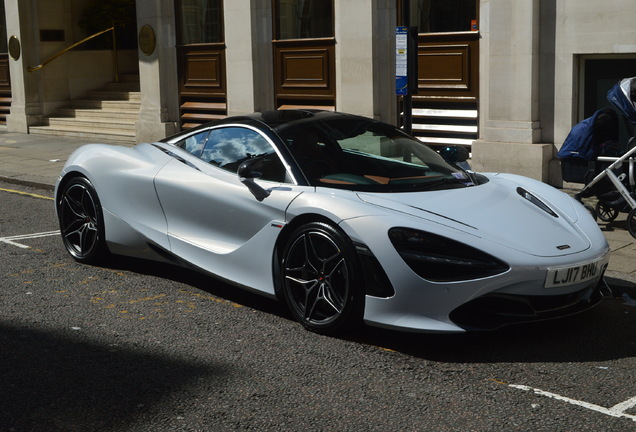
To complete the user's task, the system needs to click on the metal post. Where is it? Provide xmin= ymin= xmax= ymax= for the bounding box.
xmin=112 ymin=23 xmax=119 ymax=83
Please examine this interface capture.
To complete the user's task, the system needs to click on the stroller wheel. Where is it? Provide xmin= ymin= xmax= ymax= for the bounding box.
xmin=596 ymin=201 xmax=619 ymax=222
xmin=628 ymin=208 xmax=636 ymax=239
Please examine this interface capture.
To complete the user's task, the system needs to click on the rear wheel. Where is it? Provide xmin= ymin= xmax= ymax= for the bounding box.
xmin=57 ymin=176 xmax=109 ymax=264
xmin=281 ymin=222 xmax=363 ymax=334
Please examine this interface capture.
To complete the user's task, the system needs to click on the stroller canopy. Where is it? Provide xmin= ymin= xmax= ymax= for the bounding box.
xmin=607 ymin=77 xmax=636 ymax=125
xmin=558 ymin=108 xmax=617 ymax=160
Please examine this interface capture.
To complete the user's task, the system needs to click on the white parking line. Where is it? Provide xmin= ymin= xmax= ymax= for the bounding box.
xmin=0 ymin=231 xmax=60 ymax=248
xmin=510 ymin=384 xmax=636 ymax=422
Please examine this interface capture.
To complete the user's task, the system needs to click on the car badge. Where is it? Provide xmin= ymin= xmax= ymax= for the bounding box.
xmin=556 ymin=244 xmax=571 ymax=250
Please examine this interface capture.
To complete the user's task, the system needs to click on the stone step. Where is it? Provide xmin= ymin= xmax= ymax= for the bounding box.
xmin=101 ymin=82 xmax=141 ymax=92
xmin=46 ymin=117 xmax=136 ymax=131
xmin=72 ymin=99 xmax=141 ymax=110
xmin=56 ymin=107 xmax=139 ymax=120
xmin=118 ymin=74 xmax=140 ymax=83
xmin=29 ymin=125 xmax=136 ymax=144
xmin=87 ymin=90 xmax=141 ymax=101
xmin=34 ymin=77 xmax=141 ymax=143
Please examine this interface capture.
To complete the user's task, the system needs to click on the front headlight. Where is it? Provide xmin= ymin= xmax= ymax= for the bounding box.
xmin=388 ymin=227 xmax=510 ymax=282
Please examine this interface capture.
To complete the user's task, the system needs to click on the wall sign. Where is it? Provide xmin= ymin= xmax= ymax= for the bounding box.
xmin=9 ymin=36 xmax=20 ymax=61
xmin=138 ymin=25 xmax=156 ymax=56
xmin=395 ymin=26 xmax=408 ymax=95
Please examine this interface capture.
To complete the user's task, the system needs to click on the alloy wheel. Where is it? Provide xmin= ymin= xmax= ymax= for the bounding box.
xmin=282 ymin=223 xmax=359 ymax=333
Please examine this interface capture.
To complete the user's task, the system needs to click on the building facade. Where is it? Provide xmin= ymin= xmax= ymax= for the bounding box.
xmin=1 ymin=0 xmax=636 ymax=187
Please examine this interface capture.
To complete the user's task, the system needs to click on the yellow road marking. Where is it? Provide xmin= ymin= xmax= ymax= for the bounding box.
xmin=128 ymin=294 xmax=167 ymax=304
xmin=0 ymin=187 xmax=54 ymax=201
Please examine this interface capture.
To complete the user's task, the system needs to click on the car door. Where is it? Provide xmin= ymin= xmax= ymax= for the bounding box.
xmin=154 ymin=125 xmax=305 ymax=295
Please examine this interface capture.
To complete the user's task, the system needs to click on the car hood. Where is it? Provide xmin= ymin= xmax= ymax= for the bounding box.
xmin=357 ymin=175 xmax=591 ymax=257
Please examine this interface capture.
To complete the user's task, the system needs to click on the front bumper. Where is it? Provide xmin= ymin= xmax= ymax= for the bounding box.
xmin=449 ymin=274 xmax=611 ymax=331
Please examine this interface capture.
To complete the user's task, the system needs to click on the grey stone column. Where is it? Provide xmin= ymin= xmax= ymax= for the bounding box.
xmin=335 ymin=0 xmax=396 ymax=122
xmin=225 ymin=0 xmax=274 ymax=115
xmin=5 ymin=0 xmax=43 ymax=133
xmin=135 ymin=0 xmax=179 ymax=143
xmin=472 ymin=0 xmax=554 ymax=184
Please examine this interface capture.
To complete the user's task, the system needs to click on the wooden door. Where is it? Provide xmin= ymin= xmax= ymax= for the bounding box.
xmin=176 ymin=0 xmax=226 ymax=128
xmin=399 ymin=0 xmax=479 ymax=148
xmin=272 ymin=0 xmax=335 ymax=110
xmin=0 ymin=5 xmax=11 ymax=125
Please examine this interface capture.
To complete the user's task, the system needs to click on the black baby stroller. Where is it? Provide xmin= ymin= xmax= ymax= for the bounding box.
xmin=559 ymin=76 xmax=636 ymax=238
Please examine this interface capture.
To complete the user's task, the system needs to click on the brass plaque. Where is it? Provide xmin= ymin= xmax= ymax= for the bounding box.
xmin=138 ymin=25 xmax=156 ymax=56
xmin=8 ymin=36 xmax=20 ymax=61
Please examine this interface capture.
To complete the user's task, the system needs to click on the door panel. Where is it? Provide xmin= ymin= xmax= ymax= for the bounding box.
xmin=273 ymin=40 xmax=335 ymax=108
xmin=154 ymin=158 xmax=302 ymax=294
xmin=417 ymin=33 xmax=478 ymax=101
xmin=180 ymin=46 xmax=226 ymax=96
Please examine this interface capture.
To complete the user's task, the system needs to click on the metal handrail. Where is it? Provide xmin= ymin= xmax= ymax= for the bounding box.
xmin=28 ymin=26 xmax=118 ymax=81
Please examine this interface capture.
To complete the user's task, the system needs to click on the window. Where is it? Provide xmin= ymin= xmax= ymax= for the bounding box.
xmin=278 ymin=118 xmax=470 ymax=189
xmin=175 ymin=130 xmax=210 ymax=158
xmin=408 ymin=0 xmax=477 ymax=33
xmin=177 ymin=0 xmax=223 ymax=44
xmin=201 ymin=127 xmax=287 ymax=182
xmin=274 ymin=0 xmax=333 ymax=40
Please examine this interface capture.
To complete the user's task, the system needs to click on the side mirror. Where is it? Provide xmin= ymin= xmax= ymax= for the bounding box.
xmin=238 ymin=158 xmax=270 ymax=201
xmin=438 ymin=145 xmax=470 ymax=164
xmin=237 ymin=157 xmax=263 ymax=178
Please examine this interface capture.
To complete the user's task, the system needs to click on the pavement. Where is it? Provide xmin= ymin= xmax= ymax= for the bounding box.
xmin=0 ymin=130 xmax=635 ymax=298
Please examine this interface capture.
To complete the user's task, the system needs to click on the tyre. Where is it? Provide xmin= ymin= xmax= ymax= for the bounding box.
xmin=280 ymin=222 xmax=363 ymax=334
xmin=595 ymin=201 xmax=618 ymax=222
xmin=57 ymin=176 xmax=109 ymax=264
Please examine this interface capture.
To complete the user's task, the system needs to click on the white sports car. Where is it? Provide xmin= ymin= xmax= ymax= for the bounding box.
xmin=55 ymin=110 xmax=610 ymax=334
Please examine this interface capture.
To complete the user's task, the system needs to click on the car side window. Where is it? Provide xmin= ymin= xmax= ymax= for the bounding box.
xmin=200 ymin=127 xmax=287 ymax=182
xmin=175 ymin=130 xmax=209 ymax=158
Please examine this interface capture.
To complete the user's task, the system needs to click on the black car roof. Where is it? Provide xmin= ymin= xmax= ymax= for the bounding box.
xmin=160 ymin=110 xmax=358 ymax=142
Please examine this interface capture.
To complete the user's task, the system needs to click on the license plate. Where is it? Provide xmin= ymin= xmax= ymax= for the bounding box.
xmin=545 ymin=256 xmax=608 ymax=288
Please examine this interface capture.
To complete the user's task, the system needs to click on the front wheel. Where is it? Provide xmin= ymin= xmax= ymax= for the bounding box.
xmin=595 ymin=201 xmax=619 ymax=222
xmin=57 ymin=176 xmax=109 ymax=264
xmin=280 ymin=222 xmax=363 ymax=335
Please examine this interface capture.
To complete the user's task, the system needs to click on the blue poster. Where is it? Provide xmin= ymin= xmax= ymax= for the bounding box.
xmin=395 ymin=26 xmax=408 ymax=95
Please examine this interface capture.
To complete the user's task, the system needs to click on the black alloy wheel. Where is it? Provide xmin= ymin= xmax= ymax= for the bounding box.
xmin=57 ymin=176 xmax=108 ymax=264
xmin=281 ymin=222 xmax=363 ymax=334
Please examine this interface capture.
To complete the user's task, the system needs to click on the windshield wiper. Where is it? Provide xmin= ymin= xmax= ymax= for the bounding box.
xmin=414 ymin=176 xmax=471 ymax=191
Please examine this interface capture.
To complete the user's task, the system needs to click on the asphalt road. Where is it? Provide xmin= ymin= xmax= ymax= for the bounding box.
xmin=1 ymin=180 xmax=636 ymax=432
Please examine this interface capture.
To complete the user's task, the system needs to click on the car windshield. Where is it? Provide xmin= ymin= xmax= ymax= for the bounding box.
xmin=277 ymin=116 xmax=475 ymax=191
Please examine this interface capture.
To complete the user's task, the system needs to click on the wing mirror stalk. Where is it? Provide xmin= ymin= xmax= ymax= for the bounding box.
xmin=238 ymin=158 xmax=271 ymax=201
